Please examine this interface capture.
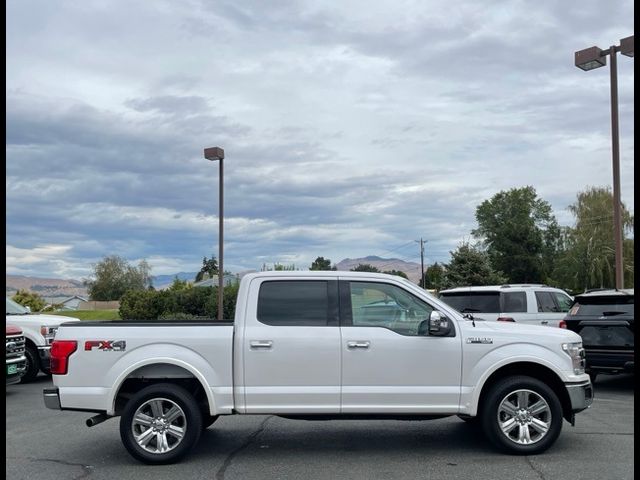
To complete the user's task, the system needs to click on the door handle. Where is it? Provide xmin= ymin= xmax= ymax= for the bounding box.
xmin=347 ymin=341 xmax=370 ymax=349
xmin=250 ymin=340 xmax=273 ymax=349
xmin=541 ymin=321 xmax=549 ymax=325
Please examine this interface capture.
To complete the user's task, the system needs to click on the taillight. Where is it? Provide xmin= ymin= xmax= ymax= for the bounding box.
xmin=559 ymin=320 xmax=567 ymax=329
xmin=497 ymin=317 xmax=515 ymax=322
xmin=50 ymin=340 xmax=77 ymax=375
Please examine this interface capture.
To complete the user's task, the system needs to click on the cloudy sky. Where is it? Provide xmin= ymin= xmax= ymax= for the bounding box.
xmin=6 ymin=0 xmax=635 ymax=280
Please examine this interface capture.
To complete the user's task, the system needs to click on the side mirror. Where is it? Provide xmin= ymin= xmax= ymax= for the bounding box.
xmin=428 ymin=310 xmax=452 ymax=336
xmin=25 ymin=305 xmax=31 ymax=313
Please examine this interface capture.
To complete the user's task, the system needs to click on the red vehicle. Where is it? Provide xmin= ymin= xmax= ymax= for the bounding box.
xmin=6 ymin=324 xmax=27 ymax=385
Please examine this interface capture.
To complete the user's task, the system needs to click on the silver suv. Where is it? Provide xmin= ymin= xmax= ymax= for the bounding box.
xmin=438 ymin=284 xmax=573 ymax=327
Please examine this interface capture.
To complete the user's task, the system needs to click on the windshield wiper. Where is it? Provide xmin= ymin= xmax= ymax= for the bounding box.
xmin=460 ymin=307 xmax=481 ymax=313
xmin=601 ymin=311 xmax=627 ymax=316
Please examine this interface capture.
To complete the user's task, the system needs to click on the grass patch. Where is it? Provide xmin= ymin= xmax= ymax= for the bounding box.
xmin=50 ymin=310 xmax=120 ymax=321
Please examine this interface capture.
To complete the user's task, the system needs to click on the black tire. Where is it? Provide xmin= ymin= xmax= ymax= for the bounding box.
xmin=202 ymin=415 xmax=220 ymax=430
xmin=480 ymin=376 xmax=563 ymax=455
xmin=20 ymin=345 xmax=40 ymax=383
xmin=119 ymin=383 xmax=202 ymax=464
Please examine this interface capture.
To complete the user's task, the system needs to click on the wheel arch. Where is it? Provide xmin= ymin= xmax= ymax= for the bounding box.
xmin=476 ymin=362 xmax=573 ymax=423
xmin=110 ymin=360 xmax=215 ymax=417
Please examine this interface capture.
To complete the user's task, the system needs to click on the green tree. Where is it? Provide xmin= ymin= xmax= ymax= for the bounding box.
xmin=424 ymin=262 xmax=446 ymax=291
xmin=310 ymin=256 xmax=337 ymax=271
xmin=195 ymin=256 xmax=218 ymax=282
xmin=553 ymin=186 xmax=634 ymax=291
xmin=473 ymin=186 xmax=559 ymax=283
xmin=12 ymin=289 xmax=46 ymax=312
xmin=168 ymin=276 xmax=191 ymax=292
xmin=350 ymin=264 xmax=381 ymax=273
xmin=443 ymin=244 xmax=507 ymax=288
xmin=383 ymin=269 xmax=408 ymax=279
xmin=85 ymin=255 xmax=153 ymax=301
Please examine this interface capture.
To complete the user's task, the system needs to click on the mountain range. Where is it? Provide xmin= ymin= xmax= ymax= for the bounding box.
xmin=6 ymin=257 xmax=422 ymax=297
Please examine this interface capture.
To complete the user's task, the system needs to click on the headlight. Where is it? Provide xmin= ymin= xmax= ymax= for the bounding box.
xmin=40 ymin=326 xmax=59 ymax=345
xmin=562 ymin=342 xmax=586 ymax=375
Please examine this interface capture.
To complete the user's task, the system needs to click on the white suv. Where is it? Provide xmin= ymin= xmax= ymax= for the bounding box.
xmin=438 ymin=284 xmax=573 ymax=327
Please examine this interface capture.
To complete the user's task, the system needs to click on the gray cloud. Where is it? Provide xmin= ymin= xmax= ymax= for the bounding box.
xmin=6 ymin=0 xmax=634 ymax=278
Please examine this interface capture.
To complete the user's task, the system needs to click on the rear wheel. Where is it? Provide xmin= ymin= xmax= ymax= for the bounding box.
xmin=481 ymin=376 xmax=563 ymax=455
xmin=20 ymin=346 xmax=40 ymax=383
xmin=120 ymin=383 xmax=202 ymax=464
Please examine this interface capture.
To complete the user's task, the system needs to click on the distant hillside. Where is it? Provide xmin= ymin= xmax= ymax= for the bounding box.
xmin=151 ymin=272 xmax=198 ymax=289
xmin=335 ymin=257 xmax=422 ymax=283
xmin=6 ymin=275 xmax=88 ymax=298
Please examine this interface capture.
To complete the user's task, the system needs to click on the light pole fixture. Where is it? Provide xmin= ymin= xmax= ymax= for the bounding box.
xmin=574 ymin=35 xmax=634 ymax=290
xmin=204 ymin=146 xmax=225 ymax=320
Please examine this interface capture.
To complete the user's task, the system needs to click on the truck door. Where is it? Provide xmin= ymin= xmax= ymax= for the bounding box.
xmin=241 ymin=277 xmax=341 ymax=413
xmin=339 ymin=279 xmax=462 ymax=413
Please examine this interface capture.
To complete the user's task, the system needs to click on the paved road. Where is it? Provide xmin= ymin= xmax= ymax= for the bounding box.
xmin=6 ymin=374 xmax=634 ymax=480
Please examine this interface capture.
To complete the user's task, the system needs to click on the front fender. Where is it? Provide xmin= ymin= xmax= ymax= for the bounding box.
xmin=105 ymin=343 xmax=226 ymax=416
xmin=461 ymin=343 xmax=574 ymax=416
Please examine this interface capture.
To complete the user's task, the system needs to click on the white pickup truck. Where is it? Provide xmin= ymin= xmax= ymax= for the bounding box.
xmin=44 ymin=272 xmax=593 ymax=464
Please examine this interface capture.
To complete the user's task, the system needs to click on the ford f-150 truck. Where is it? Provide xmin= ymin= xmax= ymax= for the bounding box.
xmin=44 ymin=272 xmax=593 ymax=464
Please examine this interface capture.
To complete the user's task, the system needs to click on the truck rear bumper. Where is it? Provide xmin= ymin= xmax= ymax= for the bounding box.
xmin=566 ymin=380 xmax=594 ymax=414
xmin=43 ymin=387 xmax=61 ymax=410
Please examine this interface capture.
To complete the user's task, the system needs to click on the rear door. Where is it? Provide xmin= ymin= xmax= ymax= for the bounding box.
xmin=241 ymin=277 xmax=341 ymax=413
xmin=535 ymin=290 xmax=572 ymax=327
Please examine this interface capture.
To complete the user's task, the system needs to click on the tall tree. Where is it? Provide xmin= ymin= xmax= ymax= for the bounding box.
xmin=473 ymin=186 xmax=559 ymax=283
xmin=85 ymin=255 xmax=153 ymax=301
xmin=443 ymin=244 xmax=507 ymax=289
xmin=310 ymin=256 xmax=337 ymax=271
xmin=424 ymin=262 xmax=446 ymax=291
xmin=553 ymin=186 xmax=634 ymax=291
xmin=195 ymin=255 xmax=218 ymax=282
xmin=350 ymin=264 xmax=381 ymax=273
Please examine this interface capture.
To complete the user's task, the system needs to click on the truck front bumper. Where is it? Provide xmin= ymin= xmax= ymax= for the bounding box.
xmin=43 ymin=387 xmax=61 ymax=410
xmin=566 ymin=380 xmax=594 ymax=413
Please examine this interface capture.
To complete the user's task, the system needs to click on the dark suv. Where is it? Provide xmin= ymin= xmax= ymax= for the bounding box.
xmin=561 ymin=289 xmax=634 ymax=383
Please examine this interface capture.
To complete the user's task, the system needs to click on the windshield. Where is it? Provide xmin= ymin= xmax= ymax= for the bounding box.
xmin=6 ymin=297 xmax=30 ymax=315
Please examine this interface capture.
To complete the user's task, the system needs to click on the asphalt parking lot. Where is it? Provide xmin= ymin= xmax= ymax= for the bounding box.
xmin=6 ymin=374 xmax=634 ymax=480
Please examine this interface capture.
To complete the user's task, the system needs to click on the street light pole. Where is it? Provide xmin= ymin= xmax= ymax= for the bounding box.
xmin=415 ymin=238 xmax=426 ymax=288
xmin=608 ymin=46 xmax=624 ymax=291
xmin=204 ymin=146 xmax=225 ymax=320
xmin=575 ymin=35 xmax=633 ymax=290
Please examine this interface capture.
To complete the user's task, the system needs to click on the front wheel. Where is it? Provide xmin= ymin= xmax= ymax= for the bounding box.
xmin=481 ymin=376 xmax=563 ymax=455
xmin=119 ymin=383 xmax=202 ymax=464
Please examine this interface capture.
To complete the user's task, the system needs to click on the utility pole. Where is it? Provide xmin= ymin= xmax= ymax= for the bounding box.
xmin=415 ymin=238 xmax=427 ymax=288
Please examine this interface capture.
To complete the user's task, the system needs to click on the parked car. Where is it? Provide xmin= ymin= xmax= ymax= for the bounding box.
xmin=438 ymin=284 xmax=574 ymax=327
xmin=45 ymin=272 xmax=592 ymax=464
xmin=6 ymin=324 xmax=27 ymax=385
xmin=561 ymin=289 xmax=634 ymax=383
xmin=5 ymin=297 xmax=80 ymax=382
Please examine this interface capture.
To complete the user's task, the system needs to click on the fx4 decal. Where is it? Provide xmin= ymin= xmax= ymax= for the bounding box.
xmin=84 ymin=340 xmax=127 ymax=351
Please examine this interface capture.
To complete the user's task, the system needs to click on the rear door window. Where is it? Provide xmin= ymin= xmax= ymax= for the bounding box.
xmin=501 ymin=292 xmax=527 ymax=313
xmin=257 ymin=281 xmax=331 ymax=326
xmin=535 ymin=291 xmax=559 ymax=313
xmin=439 ymin=292 xmax=500 ymax=313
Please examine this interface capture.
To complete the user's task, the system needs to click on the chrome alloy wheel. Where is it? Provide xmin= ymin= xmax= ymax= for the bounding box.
xmin=131 ymin=397 xmax=187 ymax=454
xmin=497 ymin=389 xmax=551 ymax=445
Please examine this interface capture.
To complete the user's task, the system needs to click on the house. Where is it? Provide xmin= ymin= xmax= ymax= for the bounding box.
xmin=44 ymin=295 xmax=88 ymax=311
xmin=193 ymin=274 xmax=239 ymax=288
